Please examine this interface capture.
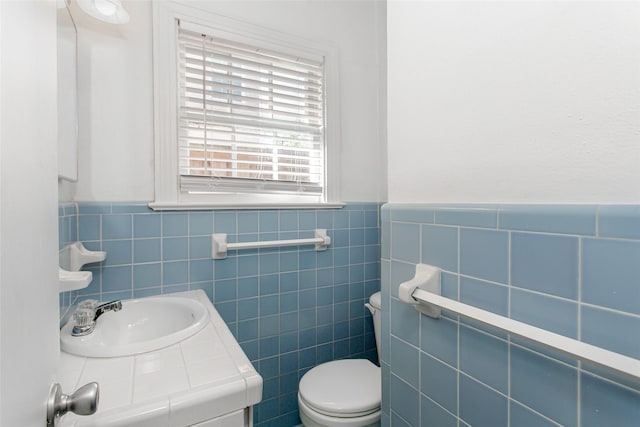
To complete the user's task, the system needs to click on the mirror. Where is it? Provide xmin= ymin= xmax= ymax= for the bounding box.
xmin=57 ymin=0 xmax=79 ymax=182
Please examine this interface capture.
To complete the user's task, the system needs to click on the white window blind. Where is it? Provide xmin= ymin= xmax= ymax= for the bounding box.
xmin=177 ymin=23 xmax=326 ymax=197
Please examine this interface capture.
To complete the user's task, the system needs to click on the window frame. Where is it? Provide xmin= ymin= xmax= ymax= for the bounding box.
xmin=150 ymin=1 xmax=342 ymax=210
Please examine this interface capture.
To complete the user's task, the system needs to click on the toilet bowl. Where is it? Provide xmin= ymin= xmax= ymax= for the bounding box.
xmin=298 ymin=292 xmax=382 ymax=427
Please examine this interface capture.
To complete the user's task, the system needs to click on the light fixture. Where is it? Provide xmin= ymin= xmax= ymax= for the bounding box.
xmin=76 ymin=0 xmax=129 ymax=24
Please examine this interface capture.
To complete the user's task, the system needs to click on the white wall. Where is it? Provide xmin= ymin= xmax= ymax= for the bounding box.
xmin=1 ymin=1 xmax=60 ymax=425
xmin=71 ymin=0 xmax=387 ymax=203
xmin=388 ymin=1 xmax=640 ymax=203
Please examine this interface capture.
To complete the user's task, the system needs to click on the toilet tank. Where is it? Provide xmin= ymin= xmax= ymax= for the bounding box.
xmin=366 ymin=292 xmax=382 ymax=359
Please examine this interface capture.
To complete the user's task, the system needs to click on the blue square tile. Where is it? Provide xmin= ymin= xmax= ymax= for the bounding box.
xmin=279 ymin=211 xmax=298 ymax=232
xmin=365 ymin=228 xmax=379 ymax=246
xmin=133 ymin=214 xmax=161 ymax=238
xmin=421 ymin=395 xmax=457 ymax=427
xmin=299 ymin=250 xmax=317 ymax=270
xmin=317 ymin=287 xmax=333 ymax=306
xmin=460 ymin=277 xmax=508 ymax=316
xmin=260 ymin=295 xmax=279 ymax=316
xmin=101 ymin=240 xmax=132 ymax=266
xmin=582 ymin=238 xmax=640 ymax=315
xmin=390 ymin=337 xmax=419 ymax=388
xmin=189 ymin=259 xmax=213 ymax=282
xmin=238 ymin=319 xmax=258 ymax=342
xmin=332 ymin=229 xmax=349 ymax=248
xmin=280 ymin=311 xmax=298 ymax=332
xmin=317 ymin=210 xmax=333 ymax=229
xmin=422 ymin=225 xmax=458 ymax=272
xmin=215 ymin=257 xmax=237 ymax=280
xmin=238 ymin=298 xmax=258 ymax=321
xmin=102 ymin=265 xmax=132 ymax=293
xmin=420 ymin=315 xmax=457 ymax=367
xmin=299 ymin=347 xmax=316 ymax=369
xmin=189 ymin=236 xmax=210 ymax=259
xmin=365 ymin=210 xmax=378 ymax=228
xmin=335 ymin=266 xmax=349 ymax=284
xmin=279 ymin=332 xmax=298 ymax=353
xmin=299 ymin=328 xmax=316 ymax=349
xmin=134 ymin=238 xmax=161 ymax=263
xmin=581 ymin=306 xmax=640 ymax=359
xmin=260 ymin=274 xmax=279 ymax=295
xmin=298 ymin=308 xmax=316 ymax=329
xmin=215 ymin=279 xmax=236 ymax=302
xmin=237 ymin=255 xmax=259 ymax=277
xmin=317 ymin=268 xmax=333 ymax=288
xmin=163 ymin=237 xmax=188 ymax=261
xmin=499 ymin=205 xmax=596 ymax=235
xmin=511 ymin=289 xmax=578 ymax=338
xmin=214 ymin=211 xmax=236 ymax=234
xmin=459 ymin=375 xmax=507 ymax=427
xmin=237 ymin=211 xmax=259 ymax=233
xmin=391 ymin=222 xmax=420 ymax=263
xmin=162 ymin=213 xmax=188 ymax=237
xmin=279 ymin=292 xmax=298 ymax=313
xmin=280 ymin=352 xmax=298 ymax=374
xmin=349 ymin=228 xmax=364 ymax=246
xmin=216 ymin=301 xmax=236 ymax=323
xmin=78 ymin=215 xmax=100 ymax=241
xmin=260 ymin=315 xmax=279 ymax=337
xmin=238 ymin=276 xmax=258 ymax=298
xmin=316 ymin=249 xmax=333 ymax=268
xmin=390 ymin=374 xmax=419 ymax=426
xmin=259 ymin=211 xmax=278 ymax=232
xmin=133 ymin=263 xmax=161 ymax=289
xmin=299 ymin=211 xmax=316 ymax=230
xmin=511 ymin=233 xmax=579 ymax=299
xmin=511 ymin=346 xmax=577 ymax=426
xmin=299 ymin=270 xmax=316 ymax=290
xmin=260 ymin=253 xmax=279 ymax=275
xmin=460 ymin=228 xmax=508 ymax=284
xmin=334 ymin=321 xmax=348 ymax=340
xmin=581 ymin=372 xmax=640 ymax=427
xmin=333 ymin=210 xmax=349 ymax=229
xmin=435 ymin=208 xmax=497 ymax=228
xmin=391 ymin=298 xmax=419 ymax=346
xmin=299 ymin=289 xmax=316 ymax=310
xmin=259 ymin=356 xmax=279 ymax=379
xmin=317 ymin=324 xmax=332 ymax=344
xmin=460 ymin=326 xmax=508 ymax=393
xmin=279 ymin=272 xmax=298 ymax=293
xmin=279 ymin=251 xmax=298 ymax=272
xmin=188 ymin=211 xmax=213 ymax=235
xmin=421 ymin=353 xmax=457 ymax=413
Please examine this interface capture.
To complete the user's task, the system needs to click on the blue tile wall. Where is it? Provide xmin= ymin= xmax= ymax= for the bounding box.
xmin=382 ymin=204 xmax=640 ymax=427
xmin=59 ymin=202 xmax=381 ymax=427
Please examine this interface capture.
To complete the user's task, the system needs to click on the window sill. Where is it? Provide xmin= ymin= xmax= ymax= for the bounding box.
xmin=148 ymin=201 xmax=346 ymax=211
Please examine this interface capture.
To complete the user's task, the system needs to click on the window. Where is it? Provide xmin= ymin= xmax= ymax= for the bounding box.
xmin=151 ymin=3 xmax=341 ymax=209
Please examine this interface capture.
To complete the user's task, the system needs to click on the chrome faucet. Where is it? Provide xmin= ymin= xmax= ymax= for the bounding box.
xmin=71 ymin=300 xmax=122 ymax=336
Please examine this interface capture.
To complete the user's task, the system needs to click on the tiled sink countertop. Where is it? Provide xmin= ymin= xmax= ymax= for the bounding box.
xmin=56 ymin=290 xmax=263 ymax=427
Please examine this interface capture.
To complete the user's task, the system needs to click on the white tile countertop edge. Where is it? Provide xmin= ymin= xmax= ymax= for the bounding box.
xmin=57 ymin=290 xmax=263 ymax=427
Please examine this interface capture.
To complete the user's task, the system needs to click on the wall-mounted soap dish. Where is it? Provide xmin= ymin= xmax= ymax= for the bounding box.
xmin=58 ymin=242 xmax=106 ymax=292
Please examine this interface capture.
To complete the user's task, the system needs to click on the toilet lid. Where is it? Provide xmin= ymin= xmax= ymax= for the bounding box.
xmin=299 ymin=359 xmax=381 ymax=417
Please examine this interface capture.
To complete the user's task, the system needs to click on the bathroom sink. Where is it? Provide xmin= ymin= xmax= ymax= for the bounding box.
xmin=61 ymin=295 xmax=209 ymax=358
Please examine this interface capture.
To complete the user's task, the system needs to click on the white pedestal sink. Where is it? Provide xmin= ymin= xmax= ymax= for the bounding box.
xmin=61 ymin=296 xmax=209 ymax=358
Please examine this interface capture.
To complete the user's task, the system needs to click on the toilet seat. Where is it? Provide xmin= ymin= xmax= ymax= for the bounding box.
xmin=299 ymin=359 xmax=381 ymax=418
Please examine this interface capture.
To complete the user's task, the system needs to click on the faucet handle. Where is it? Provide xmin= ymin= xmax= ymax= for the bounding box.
xmin=77 ymin=299 xmax=99 ymax=310
xmin=73 ymin=308 xmax=94 ymax=328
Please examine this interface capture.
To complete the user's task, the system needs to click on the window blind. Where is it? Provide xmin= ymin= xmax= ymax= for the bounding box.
xmin=177 ymin=24 xmax=326 ymax=196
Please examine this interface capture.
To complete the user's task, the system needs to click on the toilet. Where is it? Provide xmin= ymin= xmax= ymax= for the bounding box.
xmin=298 ymin=292 xmax=382 ymax=427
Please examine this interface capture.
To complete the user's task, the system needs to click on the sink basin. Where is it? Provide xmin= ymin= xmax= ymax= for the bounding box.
xmin=61 ymin=295 xmax=209 ymax=358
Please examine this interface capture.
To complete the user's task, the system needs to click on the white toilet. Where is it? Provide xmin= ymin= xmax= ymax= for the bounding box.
xmin=298 ymin=292 xmax=382 ymax=427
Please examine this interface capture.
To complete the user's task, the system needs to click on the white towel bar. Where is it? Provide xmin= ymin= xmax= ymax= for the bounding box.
xmin=212 ymin=229 xmax=331 ymax=259
xmin=399 ymin=264 xmax=640 ymax=382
